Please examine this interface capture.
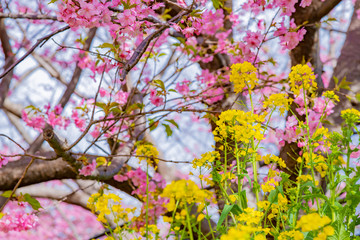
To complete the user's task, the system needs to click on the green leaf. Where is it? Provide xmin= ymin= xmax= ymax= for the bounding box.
xmin=212 ymin=171 xmax=221 ymax=183
xmin=95 ymin=102 xmax=107 ymax=110
xmin=355 ymin=93 xmax=360 ymax=102
xmin=24 ymin=194 xmax=42 ymax=210
xmin=126 ymin=103 xmax=145 ymax=113
xmin=110 ymin=107 xmax=122 ymax=114
xmin=162 ymin=124 xmax=173 ymax=137
xmin=217 ymin=204 xmax=233 ymax=230
xmin=211 ymin=0 xmax=223 ymax=9
xmin=217 ymin=204 xmax=241 ymax=230
xmin=1 ymin=190 xmax=13 ymax=198
xmin=338 ymin=76 xmax=351 ymax=90
xmin=96 ymin=157 xmax=107 ymax=167
xmin=239 ymin=190 xmax=248 ymax=209
xmin=153 ymin=79 xmax=166 ymax=92
xmin=149 ymin=118 xmax=159 ymax=131
xmin=328 ymin=221 xmax=350 ymax=240
xmin=165 ymin=119 xmax=179 ymax=129
xmin=268 ymin=189 xmax=278 ymax=203
xmin=97 ymin=43 xmax=114 ymax=49
xmin=48 ymin=0 xmax=57 ymax=4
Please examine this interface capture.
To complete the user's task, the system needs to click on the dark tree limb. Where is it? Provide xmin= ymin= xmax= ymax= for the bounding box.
xmin=280 ymin=0 xmax=342 ymax=179
xmin=0 ymin=12 xmax=59 ymax=20
xmin=329 ymin=0 xmax=360 ymax=128
xmin=0 ymin=157 xmax=35 ymax=212
xmin=0 ymin=16 xmax=15 ymax=106
xmin=0 ymin=157 xmax=133 ymax=195
xmin=42 ymin=125 xmax=129 ymax=181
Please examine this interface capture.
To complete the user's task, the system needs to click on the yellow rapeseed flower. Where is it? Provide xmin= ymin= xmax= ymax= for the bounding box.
xmin=213 ymin=109 xmax=265 ymax=144
xmin=192 ymin=151 xmax=220 ymax=169
xmin=161 ymin=179 xmax=214 ymax=211
xmin=261 ymin=178 xmax=279 ymax=193
xmin=262 ymin=154 xmax=287 ymax=168
xmin=323 ymin=91 xmax=339 ymax=102
xmin=288 ymin=64 xmax=317 ymax=96
xmin=297 ymin=174 xmax=313 ymax=183
xmin=278 ymin=230 xmax=304 ymax=240
xmin=263 ymin=93 xmax=293 ymax=116
xmin=220 ymin=227 xmax=250 ymax=240
xmin=237 ymin=208 xmax=264 ymax=225
xmin=341 ymin=108 xmax=360 ymax=125
xmin=230 ymin=62 xmax=258 ymax=94
xmin=136 ymin=144 xmax=159 ymax=165
xmin=296 ymin=213 xmax=331 ymax=232
xmin=87 ymin=193 xmax=122 ymax=223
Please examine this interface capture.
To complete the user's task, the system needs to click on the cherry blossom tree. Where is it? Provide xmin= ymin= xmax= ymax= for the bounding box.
xmin=0 ymin=0 xmax=359 ymax=239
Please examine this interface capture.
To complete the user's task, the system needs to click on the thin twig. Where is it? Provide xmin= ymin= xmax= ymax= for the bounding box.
xmin=0 ymin=25 xmax=70 ymax=79
xmin=0 ymin=157 xmax=35 ymax=212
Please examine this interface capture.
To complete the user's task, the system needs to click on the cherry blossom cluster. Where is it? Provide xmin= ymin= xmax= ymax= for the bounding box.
xmin=0 ymin=203 xmax=38 ymax=233
xmin=22 ymin=104 xmax=69 ymax=131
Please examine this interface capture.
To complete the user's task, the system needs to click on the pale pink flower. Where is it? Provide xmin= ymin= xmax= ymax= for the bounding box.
xmin=149 ymin=89 xmax=164 ymax=107
xmin=79 ymin=160 xmax=96 ymax=176
xmin=115 ymin=91 xmax=129 ymax=106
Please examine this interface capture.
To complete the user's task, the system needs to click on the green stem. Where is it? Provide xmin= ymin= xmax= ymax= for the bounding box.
xmin=235 ymin=141 xmax=243 ymax=208
xmin=302 ymin=86 xmax=320 ymax=212
xmin=145 ymin=163 xmax=149 ymax=240
xmin=199 ymin=171 xmax=216 ymax=240
xmin=185 ymin=204 xmax=194 ymax=240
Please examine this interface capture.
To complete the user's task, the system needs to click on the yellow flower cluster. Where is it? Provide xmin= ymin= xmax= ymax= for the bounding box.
xmin=161 ymin=179 xmax=214 ymax=211
xmin=87 ymin=192 xmax=123 ymax=223
xmin=261 ymin=194 xmax=288 ymax=220
xmin=296 ymin=174 xmax=313 ymax=183
xmin=312 ymin=126 xmax=329 ymax=140
xmin=228 ymin=194 xmax=238 ymax=204
xmin=221 ymin=225 xmax=269 ymax=240
xmin=314 ymin=226 xmax=335 ymax=240
xmin=220 ymin=227 xmax=250 ymax=240
xmin=299 ymin=152 xmax=328 ymax=178
xmin=323 ymin=91 xmax=339 ymax=102
xmin=136 ymin=144 xmax=159 ymax=165
xmin=288 ymin=64 xmax=317 ymax=96
xmin=341 ymin=108 xmax=360 ymax=125
xmin=139 ymin=224 xmax=159 ymax=239
xmin=213 ymin=109 xmax=265 ymax=144
xmin=220 ymin=172 xmax=236 ymax=183
xmin=163 ymin=209 xmax=187 ymax=223
xmin=192 ymin=151 xmax=220 ymax=169
xmin=237 ymin=208 xmax=264 ymax=225
xmin=296 ymin=213 xmax=331 ymax=232
xmin=262 ymin=93 xmax=293 ymax=116
xmin=261 ymin=178 xmax=279 ymax=193
xmin=262 ymin=154 xmax=287 ymax=168
xmin=278 ymin=230 xmax=304 ymax=240
xmin=230 ymin=62 xmax=258 ymax=94
xmin=257 ymin=200 xmax=270 ymax=210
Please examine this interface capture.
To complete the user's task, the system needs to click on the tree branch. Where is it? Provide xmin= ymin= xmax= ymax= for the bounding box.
xmin=120 ymin=9 xmax=190 ymax=80
xmin=0 ymin=156 xmax=133 ymax=195
xmin=0 ymin=25 xmax=70 ymax=80
xmin=0 ymin=17 xmax=15 ymax=106
xmin=0 ymin=12 xmax=59 ymax=20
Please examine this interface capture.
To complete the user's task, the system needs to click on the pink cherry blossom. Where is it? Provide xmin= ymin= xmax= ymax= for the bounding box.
xmin=115 ymin=90 xmax=129 ymax=106
xmin=79 ymin=160 xmax=96 ymax=176
xmin=149 ymin=89 xmax=164 ymax=107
